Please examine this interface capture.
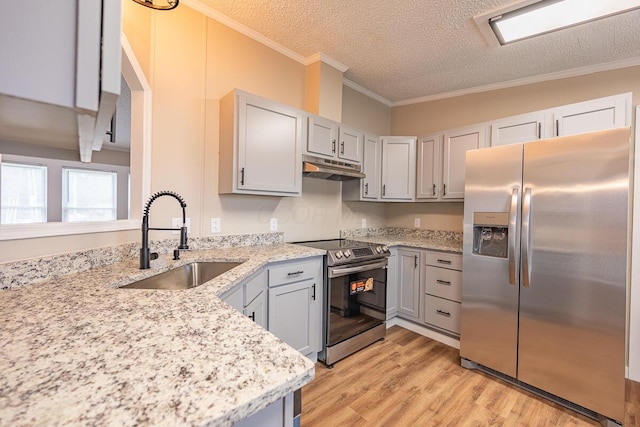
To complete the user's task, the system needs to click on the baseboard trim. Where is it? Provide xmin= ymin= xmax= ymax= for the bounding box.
xmin=391 ymin=317 xmax=460 ymax=350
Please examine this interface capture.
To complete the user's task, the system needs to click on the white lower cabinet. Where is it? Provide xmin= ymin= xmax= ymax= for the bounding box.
xmin=234 ymin=392 xmax=296 ymax=427
xmin=423 ymin=252 xmax=462 ymax=336
xmin=268 ymin=258 xmax=323 ymax=357
xmin=386 ymin=248 xmax=398 ymax=320
xmin=396 ymin=248 xmax=422 ymax=320
xmin=221 ymin=270 xmax=268 ymax=329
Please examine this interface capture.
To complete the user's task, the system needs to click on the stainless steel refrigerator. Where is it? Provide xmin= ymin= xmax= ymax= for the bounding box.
xmin=460 ymin=127 xmax=630 ymax=426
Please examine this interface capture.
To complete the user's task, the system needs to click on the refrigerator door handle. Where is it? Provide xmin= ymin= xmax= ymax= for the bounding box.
xmin=521 ymin=187 xmax=532 ymax=288
xmin=508 ymin=187 xmax=519 ymax=285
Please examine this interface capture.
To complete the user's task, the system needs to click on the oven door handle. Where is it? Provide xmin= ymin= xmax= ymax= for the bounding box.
xmin=328 ymin=260 xmax=388 ymax=278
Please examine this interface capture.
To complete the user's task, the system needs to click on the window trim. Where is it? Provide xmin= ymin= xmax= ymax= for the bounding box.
xmin=0 ymin=35 xmax=150 ymax=241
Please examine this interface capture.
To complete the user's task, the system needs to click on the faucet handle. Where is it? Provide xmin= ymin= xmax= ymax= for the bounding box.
xmin=150 ymin=252 xmax=159 ymax=261
xmin=179 ymin=226 xmax=189 ymax=250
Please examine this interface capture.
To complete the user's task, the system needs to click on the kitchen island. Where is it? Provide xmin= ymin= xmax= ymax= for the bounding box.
xmin=0 ymin=243 xmax=324 ymax=426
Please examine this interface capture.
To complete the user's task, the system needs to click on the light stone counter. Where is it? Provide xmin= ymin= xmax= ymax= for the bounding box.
xmin=341 ymin=227 xmax=463 ymax=253
xmin=0 ymin=243 xmax=325 ymax=426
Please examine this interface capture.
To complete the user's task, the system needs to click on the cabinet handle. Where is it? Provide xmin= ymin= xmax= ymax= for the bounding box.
xmin=364 ymin=183 xmax=369 ymax=195
xmin=287 ymin=270 xmax=304 ymax=276
xmin=312 ymin=283 xmax=316 ymax=301
xmin=432 ymin=183 xmax=436 ymax=196
xmin=538 ymin=122 xmax=542 ymax=139
xmin=414 ymin=254 xmax=418 ymax=268
xmin=382 ymin=184 xmax=386 ymax=196
xmin=437 ymin=259 xmax=452 ymax=265
xmin=443 ymin=183 xmax=447 ymax=196
xmin=332 ymin=140 xmax=336 ymax=153
xmin=436 ymin=309 xmax=451 ymax=317
xmin=555 ymin=119 xmax=559 ymax=137
xmin=249 ymin=312 xmax=255 ymax=321
xmin=437 ymin=279 xmax=451 ymax=286
xmin=341 ymin=141 xmax=345 ymax=154
xmin=240 ymin=167 xmax=245 ymax=186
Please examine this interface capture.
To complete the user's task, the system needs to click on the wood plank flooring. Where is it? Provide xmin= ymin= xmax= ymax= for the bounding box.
xmin=301 ymin=326 xmax=640 ymax=426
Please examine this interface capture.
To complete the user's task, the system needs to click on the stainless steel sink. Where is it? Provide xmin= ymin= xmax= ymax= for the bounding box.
xmin=120 ymin=261 xmax=242 ymax=290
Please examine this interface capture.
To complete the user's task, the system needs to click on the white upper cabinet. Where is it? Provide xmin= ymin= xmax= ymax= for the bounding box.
xmin=338 ymin=125 xmax=362 ymax=162
xmin=553 ymin=93 xmax=631 ymax=137
xmin=219 ymin=89 xmax=303 ymax=197
xmin=381 ymin=136 xmax=416 ymax=201
xmin=442 ymin=124 xmax=485 ymax=200
xmin=306 ymin=114 xmax=362 ymax=163
xmin=342 ymin=133 xmax=381 ymax=201
xmin=490 ymin=111 xmax=546 ymax=147
xmin=0 ymin=1 xmax=121 ymax=162
xmin=307 ymin=115 xmax=338 ymax=157
xmin=416 ymin=134 xmax=442 ymax=200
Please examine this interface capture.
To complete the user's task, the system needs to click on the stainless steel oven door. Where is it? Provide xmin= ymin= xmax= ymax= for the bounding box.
xmin=326 ymin=259 xmax=387 ymax=347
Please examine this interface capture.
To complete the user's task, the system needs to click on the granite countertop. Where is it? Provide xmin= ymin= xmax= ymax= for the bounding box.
xmin=350 ymin=235 xmax=463 ymax=253
xmin=0 ymin=243 xmax=325 ymax=426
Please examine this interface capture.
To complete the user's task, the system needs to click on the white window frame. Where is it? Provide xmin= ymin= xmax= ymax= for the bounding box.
xmin=62 ymin=168 xmax=118 ymax=222
xmin=0 ymin=160 xmax=48 ymax=225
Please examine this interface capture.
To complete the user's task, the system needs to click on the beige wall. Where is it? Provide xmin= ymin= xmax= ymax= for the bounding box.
xmin=392 ymin=66 xmax=640 ymax=136
xmin=341 ymin=85 xmax=391 ymax=136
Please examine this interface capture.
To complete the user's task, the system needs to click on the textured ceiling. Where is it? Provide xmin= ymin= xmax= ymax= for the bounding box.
xmin=195 ymin=0 xmax=640 ymax=103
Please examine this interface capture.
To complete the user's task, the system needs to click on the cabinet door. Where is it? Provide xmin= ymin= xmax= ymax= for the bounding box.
xmin=268 ymin=279 xmax=318 ymax=355
xmin=416 ymin=134 xmax=442 ymax=199
xmin=553 ymin=94 xmax=629 ymax=137
xmin=222 ymin=285 xmax=244 ymax=313
xmin=397 ymin=249 xmax=421 ymax=320
xmin=386 ymin=249 xmax=398 ymax=320
xmin=238 ymin=92 xmax=302 ymax=194
xmin=381 ymin=136 xmax=416 ymax=201
xmin=490 ymin=112 xmax=545 ymax=147
xmin=361 ymin=133 xmax=381 ymax=199
xmin=307 ymin=115 xmax=338 ymax=158
xmin=338 ymin=125 xmax=362 ymax=163
xmin=442 ymin=125 xmax=484 ymax=199
xmin=245 ymin=291 xmax=267 ymax=329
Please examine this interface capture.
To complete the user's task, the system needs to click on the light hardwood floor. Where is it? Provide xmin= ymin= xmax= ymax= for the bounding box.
xmin=301 ymin=326 xmax=640 ymax=426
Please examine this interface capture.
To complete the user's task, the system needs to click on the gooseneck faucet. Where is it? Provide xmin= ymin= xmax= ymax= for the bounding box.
xmin=140 ymin=191 xmax=189 ymax=269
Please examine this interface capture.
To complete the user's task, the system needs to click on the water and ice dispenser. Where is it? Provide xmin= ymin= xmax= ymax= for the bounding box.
xmin=472 ymin=212 xmax=509 ymax=258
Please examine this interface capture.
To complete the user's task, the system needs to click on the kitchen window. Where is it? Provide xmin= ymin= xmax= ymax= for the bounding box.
xmin=0 ymin=162 xmax=47 ymax=224
xmin=62 ymin=168 xmax=117 ymax=222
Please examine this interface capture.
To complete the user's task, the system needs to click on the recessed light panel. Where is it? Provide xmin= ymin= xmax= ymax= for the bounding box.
xmin=490 ymin=0 xmax=640 ymax=45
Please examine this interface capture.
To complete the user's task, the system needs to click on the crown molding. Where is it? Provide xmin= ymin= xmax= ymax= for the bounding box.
xmin=181 ymin=0 xmax=307 ymax=65
xmin=305 ymin=52 xmax=349 ymax=72
xmin=343 ymin=78 xmax=392 ymax=107
xmin=393 ymin=56 xmax=640 ymax=107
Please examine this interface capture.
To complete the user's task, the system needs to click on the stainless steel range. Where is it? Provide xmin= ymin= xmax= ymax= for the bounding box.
xmin=295 ymin=239 xmax=390 ymax=367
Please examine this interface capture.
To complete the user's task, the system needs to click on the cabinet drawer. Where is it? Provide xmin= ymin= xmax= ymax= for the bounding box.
xmin=424 ymin=296 xmax=460 ymax=335
xmin=425 ymin=252 xmax=462 ymax=270
xmin=425 ymin=266 xmax=462 ymax=302
xmin=268 ymin=259 xmax=320 ymax=287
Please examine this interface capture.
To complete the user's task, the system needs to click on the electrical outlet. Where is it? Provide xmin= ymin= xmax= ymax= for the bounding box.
xmin=211 ymin=218 xmax=221 ymax=233
xmin=414 ymin=217 xmax=421 ymax=228
xmin=361 ymin=218 xmax=367 ymax=228
xmin=172 ymin=217 xmax=191 ymax=234
xmin=270 ymin=218 xmax=278 ymax=231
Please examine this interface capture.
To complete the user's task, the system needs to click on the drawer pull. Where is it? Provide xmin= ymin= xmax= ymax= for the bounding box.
xmin=437 ymin=259 xmax=452 ymax=265
xmin=287 ymin=270 xmax=304 ymax=276
xmin=436 ymin=279 xmax=451 ymax=286
xmin=436 ymin=309 xmax=451 ymax=317
xmin=249 ymin=312 xmax=255 ymax=321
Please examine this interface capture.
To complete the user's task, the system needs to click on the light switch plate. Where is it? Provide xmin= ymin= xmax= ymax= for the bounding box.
xmin=172 ymin=217 xmax=191 ymax=234
xmin=361 ymin=218 xmax=367 ymax=228
xmin=270 ymin=218 xmax=278 ymax=231
xmin=414 ymin=217 xmax=421 ymax=228
xmin=211 ymin=218 xmax=221 ymax=233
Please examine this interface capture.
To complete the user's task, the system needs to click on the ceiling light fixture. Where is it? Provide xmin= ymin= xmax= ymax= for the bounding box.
xmin=131 ymin=0 xmax=179 ymax=11
xmin=488 ymin=0 xmax=640 ymax=45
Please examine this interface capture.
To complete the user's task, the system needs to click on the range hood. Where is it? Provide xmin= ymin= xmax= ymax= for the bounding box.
xmin=302 ymin=155 xmax=366 ymax=181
